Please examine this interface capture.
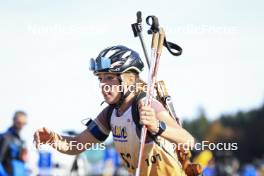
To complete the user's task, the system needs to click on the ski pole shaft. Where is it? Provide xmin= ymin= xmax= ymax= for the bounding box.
xmin=135 ymin=29 xmax=164 ymax=176
xmin=135 ymin=29 xmax=159 ymax=176
xmin=131 ymin=11 xmax=151 ymax=68
xmin=138 ymin=33 xmax=150 ymax=68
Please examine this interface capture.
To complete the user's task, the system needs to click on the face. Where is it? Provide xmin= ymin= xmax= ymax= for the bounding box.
xmin=14 ymin=115 xmax=27 ymax=131
xmin=97 ymin=73 xmax=121 ymax=104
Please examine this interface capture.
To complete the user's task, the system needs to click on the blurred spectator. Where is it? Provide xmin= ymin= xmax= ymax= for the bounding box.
xmin=102 ymin=143 xmax=120 ymax=176
xmin=0 ymin=111 xmax=29 ymax=176
xmin=0 ymin=162 xmax=7 ymax=176
xmin=214 ymin=150 xmax=237 ymax=176
xmin=102 ymin=142 xmax=131 ymax=176
xmin=202 ymin=159 xmax=216 ymax=176
xmin=230 ymin=158 xmax=240 ymax=176
xmin=241 ymin=164 xmax=257 ymax=176
xmin=201 ymin=150 xmax=240 ymax=176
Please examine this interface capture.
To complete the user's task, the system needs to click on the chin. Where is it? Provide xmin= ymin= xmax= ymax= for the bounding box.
xmin=104 ymin=97 xmax=115 ymax=105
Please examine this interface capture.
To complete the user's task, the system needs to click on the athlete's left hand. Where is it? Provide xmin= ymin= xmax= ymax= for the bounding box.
xmin=139 ymin=100 xmax=159 ymax=134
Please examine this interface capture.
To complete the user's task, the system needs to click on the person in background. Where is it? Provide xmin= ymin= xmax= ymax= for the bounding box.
xmin=0 ymin=111 xmax=29 ymax=176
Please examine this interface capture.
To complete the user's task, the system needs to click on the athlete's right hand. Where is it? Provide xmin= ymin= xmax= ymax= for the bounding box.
xmin=33 ymin=127 xmax=54 ymax=149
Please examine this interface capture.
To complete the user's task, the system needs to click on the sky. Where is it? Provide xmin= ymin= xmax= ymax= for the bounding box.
xmin=0 ymin=0 xmax=264 ymax=172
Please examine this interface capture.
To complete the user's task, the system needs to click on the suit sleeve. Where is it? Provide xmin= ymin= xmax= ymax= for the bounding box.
xmin=87 ymin=106 xmax=111 ymax=142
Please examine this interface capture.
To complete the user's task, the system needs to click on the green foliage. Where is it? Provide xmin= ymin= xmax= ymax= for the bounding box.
xmin=182 ymin=107 xmax=210 ymax=141
xmin=183 ymin=103 xmax=264 ymax=164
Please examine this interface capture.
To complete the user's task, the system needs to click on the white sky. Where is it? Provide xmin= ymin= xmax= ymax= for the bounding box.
xmin=0 ymin=0 xmax=264 ymax=172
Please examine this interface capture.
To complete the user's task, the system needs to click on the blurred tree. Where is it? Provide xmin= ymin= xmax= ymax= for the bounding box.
xmin=219 ymin=104 xmax=264 ymax=163
xmin=183 ymin=107 xmax=209 ymax=141
xmin=183 ymin=103 xmax=264 ymax=164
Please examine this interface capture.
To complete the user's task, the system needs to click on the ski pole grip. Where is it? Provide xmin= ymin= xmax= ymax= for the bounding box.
xmin=136 ymin=11 xmax=142 ymax=23
xmin=151 ymin=32 xmax=159 ymax=50
xmin=157 ymin=28 xmax=165 ymax=53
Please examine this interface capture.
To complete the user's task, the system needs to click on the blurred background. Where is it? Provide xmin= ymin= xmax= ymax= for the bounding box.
xmin=0 ymin=0 xmax=263 ymax=175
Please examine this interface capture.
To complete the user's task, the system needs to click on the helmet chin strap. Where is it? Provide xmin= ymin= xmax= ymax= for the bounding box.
xmin=114 ymin=89 xmax=131 ymax=109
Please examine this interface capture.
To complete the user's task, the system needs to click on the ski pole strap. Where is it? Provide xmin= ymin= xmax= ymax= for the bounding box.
xmin=146 ymin=15 xmax=183 ymax=56
xmin=163 ymin=38 xmax=182 ymax=56
xmin=146 ymin=15 xmax=159 ymax=33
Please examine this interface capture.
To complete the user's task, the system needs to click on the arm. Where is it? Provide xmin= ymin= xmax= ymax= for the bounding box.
xmin=33 ymin=127 xmax=99 ymax=155
xmin=0 ymin=135 xmax=9 ymax=162
xmin=139 ymin=100 xmax=194 ymax=148
xmin=33 ymin=107 xmax=111 ymax=155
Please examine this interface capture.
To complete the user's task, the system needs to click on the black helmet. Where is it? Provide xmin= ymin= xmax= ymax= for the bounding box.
xmin=90 ymin=45 xmax=144 ymax=74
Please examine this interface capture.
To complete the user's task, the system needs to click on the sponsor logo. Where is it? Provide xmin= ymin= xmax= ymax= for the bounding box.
xmin=112 ymin=126 xmax=128 ymax=142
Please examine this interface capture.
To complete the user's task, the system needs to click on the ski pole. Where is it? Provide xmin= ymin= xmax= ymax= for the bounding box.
xmin=135 ymin=29 xmax=159 ymax=176
xmin=131 ymin=11 xmax=151 ymax=68
xmin=135 ymin=28 xmax=165 ymax=176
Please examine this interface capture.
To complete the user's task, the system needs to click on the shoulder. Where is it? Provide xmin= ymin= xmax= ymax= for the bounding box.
xmin=85 ymin=106 xmax=112 ymax=142
xmin=0 ymin=131 xmax=12 ymax=139
xmin=0 ymin=132 xmax=12 ymax=145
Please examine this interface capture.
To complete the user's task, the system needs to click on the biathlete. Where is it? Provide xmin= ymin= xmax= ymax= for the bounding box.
xmin=33 ymin=45 xmax=194 ymax=175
